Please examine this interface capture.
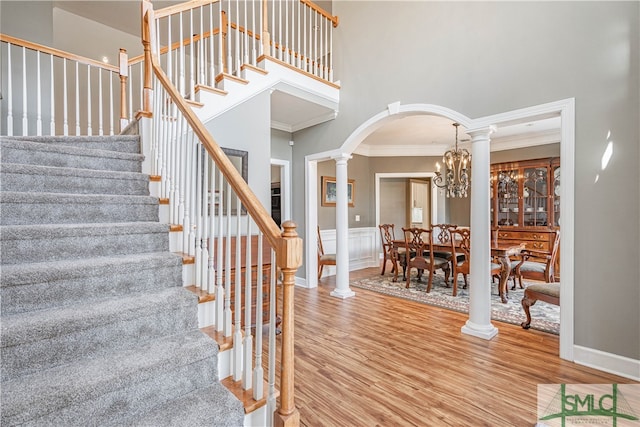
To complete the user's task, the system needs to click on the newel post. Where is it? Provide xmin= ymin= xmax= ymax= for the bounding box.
xmin=141 ymin=0 xmax=154 ymax=115
xmin=118 ymin=48 xmax=129 ymax=130
xmin=275 ymin=221 xmax=302 ymax=427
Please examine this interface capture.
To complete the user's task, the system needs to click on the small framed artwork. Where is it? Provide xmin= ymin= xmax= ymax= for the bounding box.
xmin=321 ymin=176 xmax=355 ymax=207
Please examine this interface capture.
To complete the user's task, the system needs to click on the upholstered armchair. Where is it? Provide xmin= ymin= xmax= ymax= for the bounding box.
xmin=514 ymin=230 xmax=560 ymax=287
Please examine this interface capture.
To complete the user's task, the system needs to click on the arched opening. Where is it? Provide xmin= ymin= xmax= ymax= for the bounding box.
xmin=304 ymin=99 xmax=574 ymax=361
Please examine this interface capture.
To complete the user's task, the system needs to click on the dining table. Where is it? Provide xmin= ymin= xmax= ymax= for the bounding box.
xmin=392 ymin=239 xmax=525 ymax=303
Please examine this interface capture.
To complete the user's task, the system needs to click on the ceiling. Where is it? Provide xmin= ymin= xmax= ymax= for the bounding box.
xmin=354 ymin=115 xmax=561 ymax=157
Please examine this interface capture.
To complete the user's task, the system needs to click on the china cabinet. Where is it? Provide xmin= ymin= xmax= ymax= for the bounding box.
xmin=490 ymin=157 xmax=560 ymax=279
xmin=490 ymin=157 xmax=560 ymax=229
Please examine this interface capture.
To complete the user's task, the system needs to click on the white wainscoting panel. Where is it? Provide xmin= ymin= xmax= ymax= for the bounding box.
xmin=319 ymin=227 xmax=379 ymax=278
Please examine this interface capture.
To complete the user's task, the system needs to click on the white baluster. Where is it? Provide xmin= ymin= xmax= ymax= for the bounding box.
xmin=6 ymin=43 xmax=13 ymax=136
xmin=87 ymin=66 xmax=92 ymax=135
xmin=22 ymin=46 xmax=27 ymax=135
xmin=266 ymin=250 xmax=277 ymax=427
xmin=218 ymin=8 xmax=224 ymax=77
xmin=128 ymin=65 xmax=133 ymax=123
xmin=278 ymin=0 xmax=282 ymax=60
xmin=195 ymin=142 xmax=203 ymax=290
xmin=189 ymin=10 xmax=195 ymax=96
xmin=296 ymin=0 xmax=301 ymax=69
xmin=215 ymin=169 xmax=225 ymax=332
xmin=252 ymin=232 xmax=265 ymax=400
xmin=36 ymin=51 xmax=42 ymax=135
xmin=329 ymin=14 xmax=333 ymax=81
xmin=167 ymin=15 xmax=174 ymax=90
xmin=109 ymin=71 xmax=114 ymax=135
xmin=201 ymin=150 xmax=209 ymax=290
xmin=63 ymin=58 xmax=68 ymax=136
xmin=75 ymin=62 xmax=80 ymax=135
xmin=303 ymin=5 xmax=308 ymax=72
xmin=271 ymin=0 xmax=275 ymax=57
xmin=313 ymin=11 xmax=318 ymax=76
xmin=179 ymin=11 xmax=185 ymax=96
xmin=224 ymin=181 xmax=233 ymax=337
xmin=50 ymin=54 xmax=55 ymax=135
xmin=209 ymin=4 xmax=215 ymax=85
xmin=199 ymin=6 xmax=205 ymax=86
xmin=182 ymin=128 xmax=193 ymax=257
xmin=233 ymin=201 xmax=244 ymax=381
xmin=243 ymin=0 xmax=249 ymax=65
xmin=284 ymin=0 xmax=289 ymax=64
xmin=226 ymin=1 xmax=232 ymax=75
xmin=242 ymin=217 xmax=253 ymax=390
xmin=234 ymin=0 xmax=240 ymax=74
xmin=98 ymin=69 xmax=104 ymax=135
xmin=252 ymin=0 xmax=257 ymax=64
xmin=207 ymin=158 xmax=217 ymax=295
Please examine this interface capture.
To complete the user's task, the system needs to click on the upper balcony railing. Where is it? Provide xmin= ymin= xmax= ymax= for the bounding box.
xmin=1 ymin=0 xmax=338 ymax=137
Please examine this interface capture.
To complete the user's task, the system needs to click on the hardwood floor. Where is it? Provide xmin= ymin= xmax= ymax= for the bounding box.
xmin=289 ymin=267 xmax=635 ymax=427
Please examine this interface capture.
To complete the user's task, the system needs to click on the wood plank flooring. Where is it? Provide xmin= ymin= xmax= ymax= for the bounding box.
xmin=288 ymin=267 xmax=635 ymax=427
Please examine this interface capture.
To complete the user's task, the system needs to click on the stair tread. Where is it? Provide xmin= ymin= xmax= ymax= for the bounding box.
xmin=0 ymin=221 xmax=169 ymax=240
xmin=124 ymin=383 xmax=245 ymax=427
xmin=0 ymin=162 xmax=149 ymax=181
xmin=1 ymin=252 xmax=182 ymax=287
xmin=0 ymin=139 xmax=144 ymax=161
xmin=0 ymin=191 xmax=158 ymax=204
xmin=1 ymin=287 xmax=195 ymax=346
xmin=1 ymin=329 xmax=218 ymax=422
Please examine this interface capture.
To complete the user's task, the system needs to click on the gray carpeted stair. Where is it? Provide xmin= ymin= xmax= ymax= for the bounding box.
xmin=0 ymin=135 xmax=244 ymax=426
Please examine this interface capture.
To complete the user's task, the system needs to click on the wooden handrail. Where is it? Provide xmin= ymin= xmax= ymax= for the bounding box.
xmin=142 ymin=8 xmax=281 ymax=250
xmin=300 ymin=0 xmax=339 ymax=27
xmin=0 ymin=33 xmax=119 ymax=73
xmin=154 ymin=0 xmax=220 ymax=19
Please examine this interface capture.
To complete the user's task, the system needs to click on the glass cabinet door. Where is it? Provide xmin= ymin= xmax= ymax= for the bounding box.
xmin=496 ymin=169 xmax=519 ymax=226
xmin=552 ymin=165 xmax=560 ymax=227
xmin=522 ymin=166 xmax=548 ymax=226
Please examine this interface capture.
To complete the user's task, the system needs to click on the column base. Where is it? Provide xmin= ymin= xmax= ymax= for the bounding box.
xmin=330 ymin=288 xmax=355 ymax=299
xmin=461 ymin=320 xmax=498 ymax=340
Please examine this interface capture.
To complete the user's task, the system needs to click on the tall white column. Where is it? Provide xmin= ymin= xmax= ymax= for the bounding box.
xmin=461 ymin=126 xmax=497 ymax=340
xmin=330 ymin=154 xmax=355 ymax=299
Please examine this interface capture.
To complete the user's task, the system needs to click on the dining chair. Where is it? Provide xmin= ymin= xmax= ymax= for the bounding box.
xmin=514 ymin=230 xmax=560 ymax=287
xmin=378 ymin=224 xmax=405 ymax=281
xmin=402 ymin=227 xmax=450 ymax=291
xmin=450 ymin=228 xmax=501 ymax=297
xmin=431 ymin=223 xmax=458 ymax=260
xmin=317 ymin=226 xmax=336 ymax=280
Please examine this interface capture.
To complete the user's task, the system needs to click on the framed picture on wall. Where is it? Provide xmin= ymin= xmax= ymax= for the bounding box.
xmin=321 ymin=176 xmax=355 ymax=207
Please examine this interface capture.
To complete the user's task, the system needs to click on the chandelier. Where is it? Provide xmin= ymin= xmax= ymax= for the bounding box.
xmin=433 ymin=122 xmax=471 ymax=198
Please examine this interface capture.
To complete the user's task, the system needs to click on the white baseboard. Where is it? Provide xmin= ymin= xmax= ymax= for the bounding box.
xmin=295 ymin=276 xmax=310 ymax=288
xmin=573 ymin=345 xmax=640 ymax=381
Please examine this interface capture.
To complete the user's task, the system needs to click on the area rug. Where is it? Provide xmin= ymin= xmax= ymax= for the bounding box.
xmin=351 ymin=271 xmax=560 ymax=335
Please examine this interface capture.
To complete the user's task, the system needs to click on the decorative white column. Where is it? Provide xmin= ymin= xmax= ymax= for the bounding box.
xmin=330 ymin=154 xmax=355 ymax=299
xmin=461 ymin=126 xmax=497 ymax=340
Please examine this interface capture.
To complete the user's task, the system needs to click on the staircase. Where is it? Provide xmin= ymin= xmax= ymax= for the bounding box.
xmin=0 ymin=135 xmax=245 ymax=426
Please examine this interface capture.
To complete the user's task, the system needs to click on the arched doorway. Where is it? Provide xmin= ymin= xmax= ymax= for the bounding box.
xmin=304 ymin=99 xmax=574 ymax=361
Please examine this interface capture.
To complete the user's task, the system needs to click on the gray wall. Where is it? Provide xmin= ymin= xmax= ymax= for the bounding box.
xmin=293 ymin=1 xmax=639 ymax=360
xmin=206 ymin=91 xmax=272 ymax=209
xmin=271 ymin=129 xmax=293 ymax=162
